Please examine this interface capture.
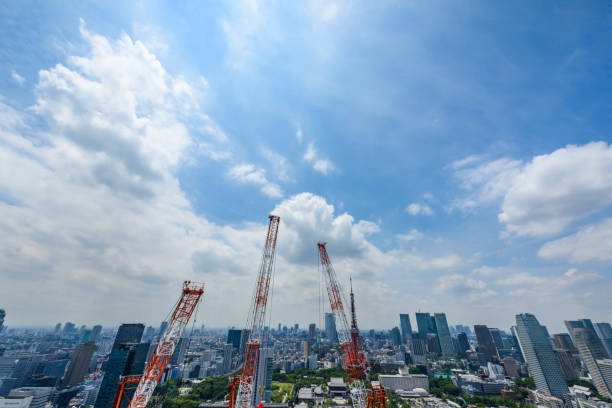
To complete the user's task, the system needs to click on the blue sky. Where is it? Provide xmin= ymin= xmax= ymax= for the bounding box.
xmin=1 ymin=1 xmax=612 ymax=333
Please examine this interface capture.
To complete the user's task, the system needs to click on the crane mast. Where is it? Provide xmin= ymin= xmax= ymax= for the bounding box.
xmin=233 ymin=215 xmax=280 ymax=408
xmin=127 ymin=281 xmax=205 ymax=408
xmin=317 ymin=243 xmax=368 ymax=408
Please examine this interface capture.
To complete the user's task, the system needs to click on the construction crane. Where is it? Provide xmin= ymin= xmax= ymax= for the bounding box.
xmin=230 ymin=215 xmax=280 ymax=408
xmin=317 ymin=242 xmax=386 ymax=408
xmin=112 ymin=281 xmax=205 ymax=408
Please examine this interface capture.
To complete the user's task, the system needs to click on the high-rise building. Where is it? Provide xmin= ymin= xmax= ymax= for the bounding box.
xmin=390 ymin=327 xmax=401 ymax=346
xmin=399 ymin=314 xmax=413 ymax=345
xmin=456 ymin=332 xmax=470 ymax=353
xmin=227 ymin=329 xmax=242 ymax=351
xmin=303 ymin=341 xmax=311 ymax=359
xmin=308 ymin=324 xmax=316 ymax=339
xmin=89 ymin=326 xmax=103 ymax=343
xmin=158 ymin=321 xmax=168 ymax=338
xmin=222 ymin=344 xmax=233 ymax=374
xmin=60 ymin=341 xmax=95 ymax=389
xmin=170 ymin=338 xmax=189 ymax=366
xmin=434 ymin=313 xmax=455 ymax=357
xmin=474 ymin=325 xmax=499 ymax=363
xmin=111 ymin=324 xmax=144 ymax=351
xmin=252 ymin=348 xmax=273 ymax=405
xmin=415 ymin=313 xmax=433 ymax=339
xmin=0 ymin=310 xmax=5 ymax=332
xmin=489 ymin=328 xmax=504 ymax=350
xmin=595 ymin=323 xmax=612 ymax=358
xmin=8 ymin=387 xmax=52 ymax=408
xmin=325 ymin=313 xmax=338 ymax=343
xmin=566 ymin=319 xmax=609 ymax=358
xmin=94 ymin=342 xmax=149 ymax=408
xmin=410 ymin=335 xmax=427 ymax=364
xmin=515 ymin=313 xmax=568 ymax=399
xmin=554 ymin=349 xmax=578 ymax=379
xmin=54 ymin=323 xmax=62 ymax=333
xmin=570 ymin=328 xmax=612 ymax=398
xmin=552 ymin=333 xmax=576 ymax=352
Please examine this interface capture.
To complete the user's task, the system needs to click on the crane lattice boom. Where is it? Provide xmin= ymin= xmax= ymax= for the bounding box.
xmin=317 ymin=242 xmax=369 ymax=408
xmin=233 ymin=215 xmax=280 ymax=408
xmin=128 ymin=281 xmax=205 ymax=408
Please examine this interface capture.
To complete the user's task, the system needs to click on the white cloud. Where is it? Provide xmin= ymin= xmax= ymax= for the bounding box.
xmin=406 ymin=202 xmax=434 ymax=216
xmin=303 ymin=141 xmax=335 ymax=175
xmin=434 ymin=274 xmax=496 ymax=300
xmin=296 ymin=127 xmax=303 ymax=144
xmin=228 ymin=164 xmax=283 ymax=198
xmin=261 ymin=147 xmax=291 ymax=182
xmin=538 ymin=218 xmax=612 ymax=262
xmin=397 ymin=229 xmax=423 ymax=242
xmin=11 ymin=70 xmax=25 ymax=85
xmin=453 ymin=142 xmax=612 ymax=237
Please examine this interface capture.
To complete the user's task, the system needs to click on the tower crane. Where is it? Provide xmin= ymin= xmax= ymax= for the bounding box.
xmin=317 ymin=243 xmax=386 ymax=408
xmin=112 ymin=281 xmax=205 ymax=408
xmin=230 ymin=215 xmax=280 ymax=408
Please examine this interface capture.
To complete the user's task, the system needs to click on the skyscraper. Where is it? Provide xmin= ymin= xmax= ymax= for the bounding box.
xmin=399 ymin=314 xmax=412 ymax=345
xmin=227 ymin=329 xmax=242 ymax=351
xmin=222 ymin=344 xmax=233 ymax=374
xmin=111 ymin=324 xmax=144 ymax=351
xmin=303 ymin=341 xmax=311 ymax=358
xmin=325 ymin=313 xmax=338 ymax=343
xmin=552 ymin=333 xmax=576 ymax=352
xmin=474 ymin=325 xmax=499 ymax=363
xmin=0 ymin=310 xmax=5 ymax=333
xmin=570 ymin=328 xmax=612 ymax=398
xmin=60 ymin=341 xmax=95 ymax=389
xmin=308 ymin=323 xmax=316 ymax=339
xmin=94 ymin=342 xmax=149 ymax=408
xmin=434 ymin=313 xmax=455 ymax=357
xmin=515 ymin=313 xmax=568 ymax=399
xmin=89 ymin=325 xmax=103 ymax=343
xmin=170 ymin=337 xmax=189 ymax=366
xmin=595 ymin=323 xmax=612 ymax=358
xmin=390 ymin=327 xmax=402 ymax=346
xmin=456 ymin=332 xmax=470 ymax=353
xmin=489 ymin=328 xmax=504 ymax=350
xmin=415 ymin=313 xmax=433 ymax=339
xmin=410 ymin=335 xmax=427 ymax=364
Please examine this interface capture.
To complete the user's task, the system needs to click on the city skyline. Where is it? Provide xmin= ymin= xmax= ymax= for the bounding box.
xmin=1 ymin=2 xmax=612 ymax=332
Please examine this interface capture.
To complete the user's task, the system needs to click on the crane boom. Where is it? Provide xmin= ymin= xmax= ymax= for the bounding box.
xmin=317 ymin=243 xmax=368 ymax=408
xmin=127 ymin=281 xmax=205 ymax=408
xmin=234 ymin=215 xmax=280 ymax=408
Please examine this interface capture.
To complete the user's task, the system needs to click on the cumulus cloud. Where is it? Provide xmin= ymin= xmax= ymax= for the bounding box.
xmin=228 ymin=164 xmax=283 ymax=198
xmin=434 ymin=274 xmax=496 ymax=301
xmin=303 ymin=141 xmax=335 ymax=175
xmin=538 ymin=218 xmax=612 ymax=262
xmin=406 ymin=202 xmax=434 ymax=216
xmin=397 ymin=229 xmax=423 ymax=242
xmin=453 ymin=142 xmax=612 ymax=237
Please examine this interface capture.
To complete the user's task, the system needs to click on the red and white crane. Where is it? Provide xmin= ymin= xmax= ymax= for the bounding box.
xmin=231 ymin=215 xmax=280 ymax=408
xmin=112 ymin=281 xmax=205 ymax=408
xmin=317 ymin=242 xmax=386 ymax=408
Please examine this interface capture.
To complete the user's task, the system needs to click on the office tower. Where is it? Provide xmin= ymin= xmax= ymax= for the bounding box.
xmin=434 ymin=313 xmax=455 ymax=357
xmin=554 ymin=349 xmax=578 ymax=379
xmin=474 ymin=325 xmax=499 ymax=362
xmin=426 ymin=334 xmax=441 ymax=355
xmin=571 ymin=328 xmax=612 ymax=398
xmin=8 ymin=387 xmax=52 ymax=408
xmin=552 ymin=333 xmax=576 ymax=352
xmin=54 ymin=323 xmax=62 ymax=334
xmin=158 ymin=321 xmax=168 ymax=338
xmin=94 ymin=342 xmax=149 ymax=408
xmin=489 ymin=328 xmax=504 ymax=350
xmin=303 ymin=341 xmax=311 ymax=358
xmin=308 ymin=324 xmax=316 ymax=339
xmin=40 ymin=359 xmax=69 ymax=380
xmin=12 ymin=356 xmax=44 ymax=388
xmin=222 ymin=344 xmax=233 ymax=374
xmin=415 ymin=313 xmax=433 ymax=338
xmin=502 ymin=357 xmax=520 ymax=378
xmin=294 ymin=324 xmax=299 ymax=332
xmin=410 ymin=335 xmax=427 ymax=364
xmin=399 ymin=314 xmax=413 ymax=345
xmin=325 ymin=313 xmax=338 ymax=343
xmin=566 ymin=320 xmax=609 ymax=358
xmin=170 ymin=338 xmax=189 ymax=366
xmin=595 ymin=323 xmax=612 ymax=358
xmin=111 ymin=324 xmax=144 ymax=351
xmin=60 ymin=341 xmax=95 ymax=388
xmin=227 ymin=329 xmax=242 ymax=351
xmin=239 ymin=330 xmax=251 ymax=356
xmin=0 ymin=309 xmax=4 ymax=332
xmin=252 ymin=348 xmax=273 ymax=405
xmin=390 ymin=327 xmax=402 ymax=346
xmin=515 ymin=313 xmax=568 ymax=399
xmin=456 ymin=332 xmax=470 ymax=353
xmin=89 ymin=325 xmax=103 ymax=343
xmin=63 ymin=322 xmax=76 ymax=335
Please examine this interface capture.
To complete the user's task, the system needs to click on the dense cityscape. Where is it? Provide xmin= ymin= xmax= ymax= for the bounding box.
xmin=2 ymin=305 xmax=612 ymax=408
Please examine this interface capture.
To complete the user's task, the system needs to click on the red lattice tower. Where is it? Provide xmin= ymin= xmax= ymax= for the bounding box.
xmin=366 ymin=383 xmax=387 ymax=408
xmin=231 ymin=215 xmax=280 ymax=408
